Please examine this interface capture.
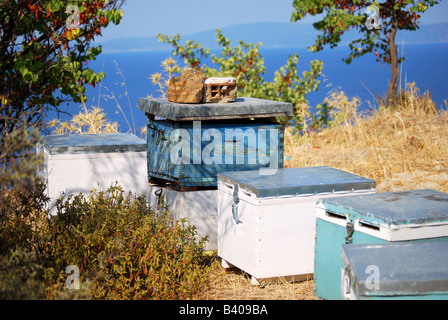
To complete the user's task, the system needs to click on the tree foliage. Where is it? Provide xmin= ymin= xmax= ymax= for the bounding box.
xmin=291 ymin=0 xmax=440 ymax=104
xmin=0 ymin=0 xmax=124 ymax=138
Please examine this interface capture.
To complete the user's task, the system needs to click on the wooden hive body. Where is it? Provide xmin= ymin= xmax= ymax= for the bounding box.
xmin=147 ymin=184 xmax=218 ymax=251
xmin=37 ymin=133 xmax=148 ymax=215
xmin=217 ymin=167 xmax=375 ymax=285
xmin=138 ymin=97 xmax=293 ymax=188
xmin=145 ymin=119 xmax=284 ymax=188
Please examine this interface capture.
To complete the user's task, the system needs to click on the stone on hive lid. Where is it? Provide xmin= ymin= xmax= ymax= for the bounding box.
xmin=167 ymin=69 xmax=204 ymax=104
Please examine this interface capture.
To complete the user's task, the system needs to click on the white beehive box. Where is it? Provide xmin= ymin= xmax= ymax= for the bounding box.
xmin=217 ymin=167 xmax=375 ymax=285
xmin=38 ymin=133 xmax=148 ymax=215
xmin=147 ymin=184 xmax=218 ymax=251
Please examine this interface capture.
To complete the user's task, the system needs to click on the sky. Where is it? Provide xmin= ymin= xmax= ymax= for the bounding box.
xmin=98 ymin=0 xmax=448 ymax=42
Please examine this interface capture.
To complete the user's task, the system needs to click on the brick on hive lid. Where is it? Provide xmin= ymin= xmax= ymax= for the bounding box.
xmin=204 ymin=77 xmax=237 ymax=103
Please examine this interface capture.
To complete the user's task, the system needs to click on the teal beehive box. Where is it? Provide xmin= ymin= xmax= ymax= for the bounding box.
xmin=314 ymin=189 xmax=448 ymax=300
xmin=341 ymin=241 xmax=448 ymax=300
xmin=138 ymin=97 xmax=292 ymax=188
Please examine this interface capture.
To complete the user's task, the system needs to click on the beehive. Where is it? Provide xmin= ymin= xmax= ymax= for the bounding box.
xmin=314 ymin=189 xmax=448 ymax=300
xmin=341 ymin=241 xmax=448 ymax=300
xmin=147 ymin=184 xmax=218 ymax=251
xmin=217 ymin=167 xmax=375 ymax=285
xmin=37 ymin=133 xmax=148 ymax=215
xmin=138 ymin=97 xmax=293 ymax=188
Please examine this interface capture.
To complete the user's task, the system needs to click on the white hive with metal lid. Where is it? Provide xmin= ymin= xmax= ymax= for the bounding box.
xmin=217 ymin=166 xmax=375 ymax=285
xmin=37 ymin=133 xmax=148 ymax=215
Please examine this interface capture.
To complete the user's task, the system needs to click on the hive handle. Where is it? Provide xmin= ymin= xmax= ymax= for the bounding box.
xmin=148 ymin=122 xmax=167 ymax=145
xmin=232 ymin=184 xmax=241 ymax=225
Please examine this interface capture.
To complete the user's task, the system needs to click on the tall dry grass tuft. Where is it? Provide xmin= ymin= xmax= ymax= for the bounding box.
xmin=48 ymin=106 xmax=119 ymax=135
xmin=284 ymin=82 xmax=448 ymax=193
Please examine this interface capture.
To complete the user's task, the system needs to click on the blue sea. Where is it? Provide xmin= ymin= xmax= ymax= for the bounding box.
xmin=49 ymin=43 xmax=448 ymax=134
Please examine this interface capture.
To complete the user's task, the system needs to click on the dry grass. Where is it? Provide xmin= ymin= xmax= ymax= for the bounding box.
xmin=198 ymin=262 xmax=317 ymax=300
xmin=285 ymin=83 xmax=448 ymax=194
xmin=200 ymin=83 xmax=448 ymax=300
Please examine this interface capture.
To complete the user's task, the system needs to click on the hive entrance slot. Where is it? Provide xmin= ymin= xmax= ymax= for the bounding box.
xmin=325 ymin=211 xmax=346 ymax=221
xmin=358 ymin=221 xmax=380 ymax=232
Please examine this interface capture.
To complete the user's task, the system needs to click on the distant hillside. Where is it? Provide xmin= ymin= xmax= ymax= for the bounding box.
xmin=98 ymin=22 xmax=448 ymax=53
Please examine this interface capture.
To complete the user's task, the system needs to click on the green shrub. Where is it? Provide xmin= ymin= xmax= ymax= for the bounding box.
xmin=0 ymin=248 xmax=46 ymax=300
xmin=0 ymin=123 xmax=52 ymax=299
xmin=1 ymin=125 xmax=213 ymax=300
xmin=44 ymin=183 xmax=212 ymax=300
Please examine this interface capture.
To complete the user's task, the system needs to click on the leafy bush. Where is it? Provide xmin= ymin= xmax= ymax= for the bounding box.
xmin=1 ymin=115 xmax=211 ymax=300
xmin=0 ymin=120 xmax=51 ymax=299
xmin=44 ymin=183 xmax=212 ymax=300
xmin=0 ymin=248 xmax=46 ymax=300
xmin=0 ymin=182 xmax=49 ymax=257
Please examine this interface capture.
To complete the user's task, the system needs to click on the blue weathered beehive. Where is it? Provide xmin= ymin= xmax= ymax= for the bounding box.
xmin=138 ymin=97 xmax=292 ymax=188
xmin=314 ymin=189 xmax=448 ymax=300
xmin=341 ymin=241 xmax=448 ymax=300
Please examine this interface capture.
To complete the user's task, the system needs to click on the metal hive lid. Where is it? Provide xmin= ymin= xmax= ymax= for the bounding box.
xmin=218 ymin=166 xmax=375 ymax=198
xmin=40 ymin=133 xmax=146 ymax=155
xmin=342 ymin=242 xmax=448 ymax=297
xmin=138 ymin=97 xmax=293 ymax=121
xmin=319 ymin=189 xmax=448 ymax=226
